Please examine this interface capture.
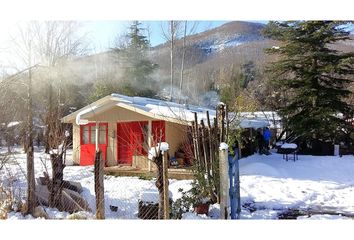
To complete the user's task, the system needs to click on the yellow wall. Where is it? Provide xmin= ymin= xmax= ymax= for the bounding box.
xmin=71 ymin=105 xmax=189 ymax=168
xmin=85 ymin=106 xmax=154 ymax=122
xmin=165 ymin=121 xmax=189 ymax=157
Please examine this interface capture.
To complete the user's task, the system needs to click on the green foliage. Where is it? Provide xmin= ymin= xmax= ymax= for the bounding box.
xmin=263 ymin=21 xmax=354 ymax=142
xmin=171 ymin=177 xmax=213 ymax=219
xmin=220 ymin=61 xmax=257 ymax=107
xmin=171 ymin=163 xmax=218 ymax=219
xmin=114 ymin=21 xmax=159 ymax=97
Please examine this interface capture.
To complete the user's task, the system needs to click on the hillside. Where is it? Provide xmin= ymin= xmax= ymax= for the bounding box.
xmin=11 ymin=21 xmax=353 ymax=113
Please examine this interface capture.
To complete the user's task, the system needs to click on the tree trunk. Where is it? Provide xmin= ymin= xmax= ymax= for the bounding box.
xmin=179 ymin=21 xmax=187 ymax=102
xmin=154 ymin=153 xmax=165 ymax=219
xmin=49 ymin=153 xmax=64 ymax=210
xmin=44 ymin=83 xmax=53 ymax=154
xmin=170 ymin=20 xmax=174 ymax=101
xmin=26 ymin=60 xmax=36 ymax=215
xmin=94 ymin=150 xmax=105 ymax=219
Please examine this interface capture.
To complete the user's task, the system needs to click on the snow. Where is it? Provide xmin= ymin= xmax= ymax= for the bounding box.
xmin=238 ymin=153 xmax=354 ymax=218
xmin=159 ymin=142 xmax=169 ymax=152
xmin=7 ymin=121 xmax=20 ymax=128
xmin=140 ymin=189 xmax=172 ymax=204
xmin=148 ymin=142 xmax=169 ymax=159
xmin=0 ymin=148 xmax=193 ymax=219
xmin=281 ymin=143 xmax=298 ymax=149
xmin=219 ymin=142 xmax=228 ymax=151
xmin=1 ymin=147 xmax=354 ymax=220
xmin=297 ymin=214 xmax=352 ymax=220
xmin=239 ymin=119 xmax=269 ymax=129
xmin=140 ymin=190 xmax=159 ymax=204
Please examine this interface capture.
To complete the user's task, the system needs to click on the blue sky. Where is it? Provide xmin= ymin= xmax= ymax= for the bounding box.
xmin=85 ymin=21 xmax=232 ymax=51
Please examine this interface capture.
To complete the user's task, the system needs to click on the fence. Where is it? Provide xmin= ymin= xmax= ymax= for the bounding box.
xmin=0 ymin=145 xmax=191 ymax=220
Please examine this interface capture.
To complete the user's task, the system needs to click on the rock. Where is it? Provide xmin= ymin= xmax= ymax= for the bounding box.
xmin=62 ymin=181 xmax=83 ymax=194
xmin=32 ymin=206 xmax=49 ymax=219
xmin=38 ymin=177 xmax=83 ymax=194
xmin=61 ymin=188 xmax=91 ymax=213
xmin=35 ymin=184 xmax=49 ymax=206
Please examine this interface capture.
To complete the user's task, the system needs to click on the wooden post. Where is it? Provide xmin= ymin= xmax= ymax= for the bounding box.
xmin=95 ymin=122 xmax=99 ymax=151
xmin=206 ymin=111 xmax=214 ymax=174
xmin=200 ymin=120 xmax=209 ymax=176
xmin=218 ymin=104 xmax=226 ymax=143
xmin=225 ymin=105 xmax=229 ymax=141
xmin=162 ymin=151 xmax=169 ymax=219
xmin=94 ymin=150 xmax=105 ymax=219
xmin=219 ymin=144 xmax=229 ymax=219
xmin=148 ymin=120 xmax=152 ymax=172
xmin=193 ymin=112 xmax=201 ymax=170
xmin=235 ymin=156 xmax=241 ymax=219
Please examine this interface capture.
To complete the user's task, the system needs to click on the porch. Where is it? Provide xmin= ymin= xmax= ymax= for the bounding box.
xmin=104 ymin=165 xmax=194 ymax=180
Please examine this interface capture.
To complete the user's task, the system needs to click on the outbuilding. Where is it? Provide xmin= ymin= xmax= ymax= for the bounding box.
xmin=61 ymin=94 xmax=215 ymax=169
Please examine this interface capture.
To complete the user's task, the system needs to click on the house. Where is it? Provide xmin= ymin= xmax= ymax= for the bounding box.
xmin=61 ymin=94 xmax=216 ymax=169
xmin=61 ymin=93 xmax=280 ymax=170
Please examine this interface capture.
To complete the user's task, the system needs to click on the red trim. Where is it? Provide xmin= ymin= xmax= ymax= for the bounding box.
xmin=80 ymin=123 xmax=108 ymax=166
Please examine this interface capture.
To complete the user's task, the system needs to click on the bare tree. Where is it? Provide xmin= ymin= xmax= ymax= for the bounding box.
xmin=4 ymin=21 xmax=87 ymax=214
xmin=161 ymin=21 xmax=182 ymax=101
xmin=179 ymin=21 xmax=199 ymax=102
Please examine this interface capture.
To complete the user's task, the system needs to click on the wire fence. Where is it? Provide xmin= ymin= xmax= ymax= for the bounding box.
xmin=0 ymin=145 xmax=194 ymax=220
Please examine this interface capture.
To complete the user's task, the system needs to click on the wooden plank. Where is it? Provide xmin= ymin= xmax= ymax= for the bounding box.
xmin=162 ymin=152 xmax=170 ymax=219
xmin=200 ymin=120 xmax=210 ymax=176
xmin=206 ymin=111 xmax=214 ymax=174
xmin=94 ymin=150 xmax=105 ymax=219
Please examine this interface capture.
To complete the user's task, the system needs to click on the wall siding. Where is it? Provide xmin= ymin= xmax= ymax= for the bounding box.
xmin=72 ymin=105 xmax=189 ymax=168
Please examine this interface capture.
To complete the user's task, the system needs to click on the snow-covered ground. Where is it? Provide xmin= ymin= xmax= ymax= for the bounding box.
xmin=1 ymin=147 xmax=353 ymax=220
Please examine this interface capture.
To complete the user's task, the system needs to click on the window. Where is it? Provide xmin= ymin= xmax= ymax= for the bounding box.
xmin=81 ymin=123 xmax=107 ymax=145
xmin=82 ymin=126 xmax=89 ymax=144
xmin=99 ymin=125 xmax=107 ymax=144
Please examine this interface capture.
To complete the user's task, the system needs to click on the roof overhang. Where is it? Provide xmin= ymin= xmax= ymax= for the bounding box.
xmin=61 ymin=95 xmax=192 ymax=126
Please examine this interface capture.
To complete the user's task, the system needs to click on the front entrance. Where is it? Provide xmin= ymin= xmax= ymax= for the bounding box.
xmin=116 ymin=121 xmax=165 ymax=165
xmin=117 ymin=121 xmax=147 ymax=164
xmin=80 ymin=123 xmax=108 ymax=166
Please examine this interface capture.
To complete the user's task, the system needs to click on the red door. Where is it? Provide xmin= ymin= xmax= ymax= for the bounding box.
xmin=117 ymin=121 xmax=148 ymax=165
xmin=152 ymin=120 xmax=165 ymax=145
xmin=80 ymin=123 xmax=108 ymax=166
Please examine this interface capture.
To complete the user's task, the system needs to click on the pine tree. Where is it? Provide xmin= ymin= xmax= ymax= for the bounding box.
xmin=263 ymin=21 xmax=354 ymax=142
xmin=118 ymin=21 xmax=158 ymax=97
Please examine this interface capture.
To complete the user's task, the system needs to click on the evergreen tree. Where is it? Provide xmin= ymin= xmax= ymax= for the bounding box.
xmin=115 ymin=21 xmax=158 ymax=97
xmin=263 ymin=21 xmax=354 ymax=142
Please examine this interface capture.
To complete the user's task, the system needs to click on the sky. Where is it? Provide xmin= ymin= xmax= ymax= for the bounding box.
xmin=0 ymin=0 xmax=353 ymax=72
xmin=84 ymin=20 xmax=230 ymax=51
xmin=0 ymin=20 xmax=231 ymax=71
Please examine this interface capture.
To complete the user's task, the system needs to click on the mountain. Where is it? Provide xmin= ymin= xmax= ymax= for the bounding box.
xmin=26 ymin=21 xmax=353 ymax=109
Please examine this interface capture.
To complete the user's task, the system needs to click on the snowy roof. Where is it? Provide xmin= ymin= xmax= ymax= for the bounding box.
xmin=111 ymin=93 xmax=217 ymax=123
xmin=62 ymin=93 xmax=281 ymax=129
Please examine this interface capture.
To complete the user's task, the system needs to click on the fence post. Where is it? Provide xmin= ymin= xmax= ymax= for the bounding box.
xmin=229 ymin=148 xmax=241 ymax=219
xmin=94 ymin=150 xmax=105 ymax=219
xmin=219 ymin=143 xmax=229 ymax=219
xmin=162 ymin=151 xmax=170 ymax=219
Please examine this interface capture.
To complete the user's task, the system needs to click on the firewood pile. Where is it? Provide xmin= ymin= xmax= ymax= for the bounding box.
xmin=35 ymin=174 xmax=91 ymax=214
